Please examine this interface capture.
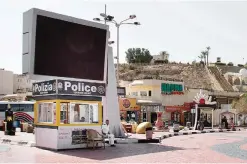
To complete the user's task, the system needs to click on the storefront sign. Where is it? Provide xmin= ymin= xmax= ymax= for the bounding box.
xmin=32 ymin=79 xmax=106 ymax=96
xmin=165 ymin=105 xmax=190 ymax=112
xmin=161 ymin=82 xmax=184 ymax=95
xmin=117 ymin=87 xmax=126 ymax=96
xmin=119 ymin=98 xmax=140 ymax=111
xmin=57 ymin=80 xmax=106 ymax=96
xmin=32 ymin=80 xmax=57 ymax=96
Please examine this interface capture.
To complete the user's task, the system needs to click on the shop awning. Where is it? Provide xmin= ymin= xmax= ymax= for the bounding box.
xmin=136 ymin=100 xmax=162 ymax=106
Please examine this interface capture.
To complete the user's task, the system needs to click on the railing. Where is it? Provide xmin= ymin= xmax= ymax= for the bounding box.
xmin=221 ymin=104 xmax=232 ymax=110
xmin=208 ymin=66 xmax=234 ymax=92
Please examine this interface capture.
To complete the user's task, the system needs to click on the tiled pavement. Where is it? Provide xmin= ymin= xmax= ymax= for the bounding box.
xmin=0 ymin=131 xmax=246 ymax=163
xmin=0 ymin=128 xmax=245 ymax=146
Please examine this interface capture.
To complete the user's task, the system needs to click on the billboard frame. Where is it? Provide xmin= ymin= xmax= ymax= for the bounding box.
xmin=22 ymin=8 xmax=109 ymax=83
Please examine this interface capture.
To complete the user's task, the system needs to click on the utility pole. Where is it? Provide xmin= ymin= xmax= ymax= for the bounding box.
xmin=104 ymin=4 xmax=107 ymax=24
xmin=93 ymin=7 xmax=140 ymax=86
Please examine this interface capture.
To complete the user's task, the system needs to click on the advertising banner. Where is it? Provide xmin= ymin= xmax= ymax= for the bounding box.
xmin=119 ymin=98 xmax=140 ymax=111
xmin=117 ymin=87 xmax=126 ymax=96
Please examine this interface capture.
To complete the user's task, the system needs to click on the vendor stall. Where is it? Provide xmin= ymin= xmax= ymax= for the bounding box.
xmin=33 ymin=79 xmax=105 ymax=150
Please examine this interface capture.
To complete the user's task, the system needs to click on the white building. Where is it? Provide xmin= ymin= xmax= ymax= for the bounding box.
xmin=151 ymin=51 xmax=170 ymax=63
xmin=0 ymin=69 xmax=14 ymax=96
xmin=0 ymin=69 xmax=34 ymax=100
xmin=13 ymin=74 xmax=32 ymax=94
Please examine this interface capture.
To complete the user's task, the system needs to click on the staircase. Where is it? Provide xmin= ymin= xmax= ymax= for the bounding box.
xmin=205 ymin=67 xmax=224 ymax=91
xmin=208 ymin=66 xmax=234 ymax=92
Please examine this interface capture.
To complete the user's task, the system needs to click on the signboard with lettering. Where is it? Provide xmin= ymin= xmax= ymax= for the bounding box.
xmin=161 ymin=83 xmax=184 ymax=95
xmin=119 ymin=98 xmax=140 ymax=111
xmin=32 ymin=79 xmax=106 ymax=96
xmin=117 ymin=87 xmax=126 ymax=96
xmin=32 ymin=80 xmax=57 ymax=96
xmin=57 ymin=80 xmax=106 ymax=96
xmin=165 ymin=105 xmax=190 ymax=112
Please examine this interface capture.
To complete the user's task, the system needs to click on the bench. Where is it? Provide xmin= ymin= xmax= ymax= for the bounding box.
xmin=86 ymin=129 xmax=106 ymax=149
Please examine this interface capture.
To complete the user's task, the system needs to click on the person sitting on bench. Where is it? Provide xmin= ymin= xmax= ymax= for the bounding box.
xmin=102 ymin=119 xmax=115 ymax=147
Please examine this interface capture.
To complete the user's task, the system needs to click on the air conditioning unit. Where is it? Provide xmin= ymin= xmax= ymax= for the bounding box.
xmin=217 ymin=57 xmax=221 ymax=63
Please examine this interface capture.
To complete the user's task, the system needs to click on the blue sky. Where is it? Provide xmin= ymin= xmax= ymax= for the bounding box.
xmin=1 ymin=0 xmax=247 ymax=74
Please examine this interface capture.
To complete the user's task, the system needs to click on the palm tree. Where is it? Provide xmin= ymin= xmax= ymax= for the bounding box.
xmin=206 ymin=46 xmax=211 ymax=65
xmin=200 ymin=51 xmax=207 ymax=65
xmin=198 ymin=54 xmax=204 ymax=63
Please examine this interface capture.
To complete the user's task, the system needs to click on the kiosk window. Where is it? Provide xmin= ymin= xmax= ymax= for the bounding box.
xmin=140 ymin=91 xmax=147 ymax=96
xmin=70 ymin=103 xmax=99 ymax=124
xmin=38 ymin=102 xmax=56 ymax=123
xmin=60 ymin=103 xmax=70 ymax=124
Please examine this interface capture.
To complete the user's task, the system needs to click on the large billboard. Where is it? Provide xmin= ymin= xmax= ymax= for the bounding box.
xmin=22 ymin=8 xmax=109 ymax=82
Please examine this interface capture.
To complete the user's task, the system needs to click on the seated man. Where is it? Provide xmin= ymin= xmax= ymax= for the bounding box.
xmin=80 ymin=117 xmax=85 ymax=122
xmin=102 ymin=119 xmax=115 ymax=147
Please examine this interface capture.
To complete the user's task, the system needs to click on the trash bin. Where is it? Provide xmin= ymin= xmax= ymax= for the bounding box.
xmin=186 ymin=122 xmax=191 ymax=128
xmin=20 ymin=123 xmax=23 ymax=132
xmin=146 ymin=127 xmax=153 ymax=139
xmin=173 ymin=123 xmax=180 ymax=132
xmin=0 ymin=121 xmax=3 ymax=131
xmin=3 ymin=122 xmax=6 ymax=132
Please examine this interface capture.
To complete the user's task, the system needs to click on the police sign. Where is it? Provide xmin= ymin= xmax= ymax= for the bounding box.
xmin=57 ymin=80 xmax=106 ymax=96
xmin=32 ymin=80 xmax=57 ymax=96
xmin=32 ymin=79 xmax=106 ymax=96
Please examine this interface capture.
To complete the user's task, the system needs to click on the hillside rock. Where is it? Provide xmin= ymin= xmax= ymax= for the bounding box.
xmin=119 ymin=63 xmax=212 ymax=90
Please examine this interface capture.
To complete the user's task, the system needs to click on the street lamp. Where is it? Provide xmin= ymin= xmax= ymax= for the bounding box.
xmin=93 ymin=14 xmax=140 ymax=86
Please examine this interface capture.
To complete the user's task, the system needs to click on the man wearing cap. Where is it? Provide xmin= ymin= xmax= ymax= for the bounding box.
xmin=102 ymin=119 xmax=115 ymax=147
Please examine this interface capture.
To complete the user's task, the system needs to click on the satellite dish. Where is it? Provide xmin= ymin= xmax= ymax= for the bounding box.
xmin=239 ymin=68 xmax=247 ymax=77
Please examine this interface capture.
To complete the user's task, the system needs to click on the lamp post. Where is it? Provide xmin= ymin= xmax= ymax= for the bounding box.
xmin=93 ymin=14 xmax=140 ymax=86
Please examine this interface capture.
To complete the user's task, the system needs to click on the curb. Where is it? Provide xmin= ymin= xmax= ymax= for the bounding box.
xmin=105 ymin=138 xmax=139 ymax=144
xmin=0 ymin=128 xmax=243 ymax=147
xmin=158 ymin=129 xmax=241 ymax=140
xmin=0 ymin=138 xmax=35 ymax=147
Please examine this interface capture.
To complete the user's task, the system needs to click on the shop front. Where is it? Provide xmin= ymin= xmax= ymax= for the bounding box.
xmin=119 ymin=98 xmax=140 ymax=123
xmin=137 ymin=100 xmax=162 ymax=125
xmin=165 ymin=103 xmax=191 ymax=125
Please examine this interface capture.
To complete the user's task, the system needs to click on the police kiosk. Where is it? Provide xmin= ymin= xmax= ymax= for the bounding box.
xmin=33 ymin=79 xmax=105 ymax=150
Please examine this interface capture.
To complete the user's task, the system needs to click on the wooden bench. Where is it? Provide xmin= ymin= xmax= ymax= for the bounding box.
xmin=86 ymin=129 xmax=105 ymax=149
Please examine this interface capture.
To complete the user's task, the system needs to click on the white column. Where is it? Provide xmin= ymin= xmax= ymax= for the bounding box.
xmin=212 ymin=109 xmax=214 ymax=129
xmin=106 ymin=46 xmax=124 ymax=137
xmin=193 ymin=104 xmax=198 ymax=130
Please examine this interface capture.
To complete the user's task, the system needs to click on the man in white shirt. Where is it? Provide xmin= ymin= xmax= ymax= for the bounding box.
xmin=102 ymin=119 xmax=115 ymax=147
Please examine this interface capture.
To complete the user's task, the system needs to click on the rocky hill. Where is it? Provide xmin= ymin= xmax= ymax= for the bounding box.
xmin=119 ymin=63 xmax=213 ymax=90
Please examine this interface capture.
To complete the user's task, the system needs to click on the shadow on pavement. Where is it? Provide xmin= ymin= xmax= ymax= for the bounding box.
xmin=54 ymin=143 xmax=198 ymax=160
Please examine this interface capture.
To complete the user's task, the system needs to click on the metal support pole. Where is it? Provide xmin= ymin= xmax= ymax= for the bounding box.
xmin=116 ymin=25 xmax=120 ymax=86
xmin=104 ymin=4 xmax=107 ymax=24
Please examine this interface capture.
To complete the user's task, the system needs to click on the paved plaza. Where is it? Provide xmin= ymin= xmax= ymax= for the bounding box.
xmin=0 ymin=131 xmax=246 ymax=163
